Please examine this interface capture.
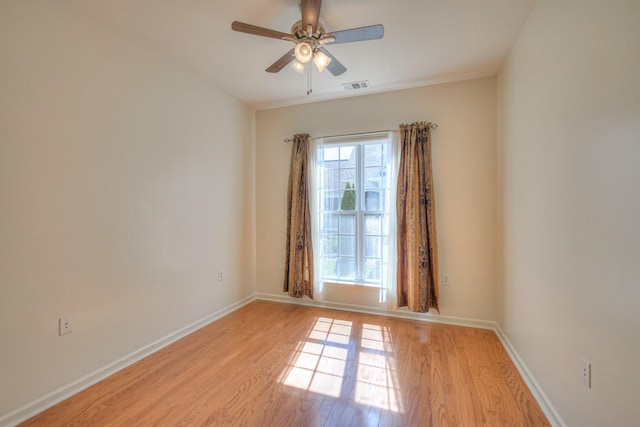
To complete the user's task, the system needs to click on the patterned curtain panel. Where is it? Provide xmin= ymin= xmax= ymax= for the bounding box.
xmin=396 ymin=122 xmax=439 ymax=312
xmin=284 ymin=133 xmax=314 ymax=299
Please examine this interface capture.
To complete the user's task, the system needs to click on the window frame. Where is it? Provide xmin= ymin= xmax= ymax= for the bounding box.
xmin=316 ymin=134 xmax=392 ymax=287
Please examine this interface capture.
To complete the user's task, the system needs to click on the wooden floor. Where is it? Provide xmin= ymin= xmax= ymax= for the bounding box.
xmin=22 ymin=300 xmax=550 ymax=426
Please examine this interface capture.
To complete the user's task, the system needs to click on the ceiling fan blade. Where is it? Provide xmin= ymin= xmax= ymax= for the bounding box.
xmin=319 ymin=48 xmax=347 ymax=76
xmin=231 ymin=21 xmax=291 ymax=40
xmin=325 ymin=25 xmax=384 ymax=44
xmin=301 ymin=0 xmax=322 ymax=34
xmin=266 ymin=48 xmax=295 ymax=73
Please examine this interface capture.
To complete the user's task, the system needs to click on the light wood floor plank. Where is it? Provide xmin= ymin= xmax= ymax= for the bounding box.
xmin=20 ymin=300 xmax=550 ymax=426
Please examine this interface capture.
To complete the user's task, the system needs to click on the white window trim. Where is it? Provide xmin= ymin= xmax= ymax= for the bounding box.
xmin=309 ymin=131 xmax=400 ymax=309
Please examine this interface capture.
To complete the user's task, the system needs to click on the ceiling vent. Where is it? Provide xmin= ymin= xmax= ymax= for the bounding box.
xmin=343 ymin=80 xmax=369 ymax=91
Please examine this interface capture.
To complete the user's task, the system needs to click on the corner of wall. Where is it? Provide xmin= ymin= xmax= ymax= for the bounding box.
xmin=495 ymin=70 xmax=506 ymax=329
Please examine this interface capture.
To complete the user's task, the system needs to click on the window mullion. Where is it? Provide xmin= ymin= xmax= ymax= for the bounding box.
xmin=356 ymin=144 xmax=364 ymax=282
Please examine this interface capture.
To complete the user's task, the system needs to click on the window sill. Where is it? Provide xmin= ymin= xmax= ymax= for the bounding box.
xmin=323 ymin=281 xmax=380 ymax=289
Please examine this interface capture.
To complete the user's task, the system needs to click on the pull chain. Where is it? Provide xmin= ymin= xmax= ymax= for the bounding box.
xmin=306 ymin=61 xmax=313 ymax=95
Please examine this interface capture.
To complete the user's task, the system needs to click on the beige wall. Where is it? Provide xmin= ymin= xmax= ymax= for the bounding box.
xmin=8 ymin=0 xmax=638 ymax=423
xmin=0 ymin=0 xmax=255 ymax=417
xmin=498 ymin=0 xmax=640 ymax=425
xmin=256 ymin=78 xmax=498 ymax=321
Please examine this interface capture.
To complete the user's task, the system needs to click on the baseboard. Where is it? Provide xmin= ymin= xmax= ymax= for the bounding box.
xmin=0 ymin=294 xmax=257 ymax=427
xmin=256 ymin=292 xmax=496 ymax=330
xmin=494 ymin=324 xmax=567 ymax=427
xmin=3 ymin=293 xmax=564 ymax=427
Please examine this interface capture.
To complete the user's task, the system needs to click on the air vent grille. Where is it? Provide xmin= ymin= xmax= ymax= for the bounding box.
xmin=343 ymin=80 xmax=370 ymax=91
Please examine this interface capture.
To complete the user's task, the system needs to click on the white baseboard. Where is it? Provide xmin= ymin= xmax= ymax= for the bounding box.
xmin=2 ymin=292 xmax=564 ymax=427
xmin=494 ymin=324 xmax=567 ymax=427
xmin=0 ymin=294 xmax=256 ymax=427
xmin=256 ymin=292 xmax=497 ymax=330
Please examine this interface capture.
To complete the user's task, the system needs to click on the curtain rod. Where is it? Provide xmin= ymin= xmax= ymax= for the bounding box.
xmin=283 ymin=122 xmax=438 ymax=143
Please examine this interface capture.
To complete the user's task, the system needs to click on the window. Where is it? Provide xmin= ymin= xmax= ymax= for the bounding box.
xmin=314 ymin=134 xmax=393 ymax=287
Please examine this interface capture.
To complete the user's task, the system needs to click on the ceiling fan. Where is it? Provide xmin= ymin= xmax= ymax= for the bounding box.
xmin=231 ymin=0 xmax=384 ymax=93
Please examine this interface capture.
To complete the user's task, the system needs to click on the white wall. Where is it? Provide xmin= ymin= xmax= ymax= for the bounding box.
xmin=256 ymin=78 xmax=498 ymax=321
xmin=0 ymin=0 xmax=255 ymax=418
xmin=498 ymin=0 xmax=640 ymax=425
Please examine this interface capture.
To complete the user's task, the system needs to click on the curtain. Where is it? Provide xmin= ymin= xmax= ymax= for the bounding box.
xmin=284 ymin=134 xmax=314 ymax=299
xmin=379 ymin=131 xmax=400 ymax=309
xmin=308 ymin=137 xmax=325 ymax=300
xmin=396 ymin=122 xmax=439 ymax=312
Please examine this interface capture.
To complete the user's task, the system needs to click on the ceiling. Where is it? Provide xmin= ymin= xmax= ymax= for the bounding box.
xmin=71 ymin=0 xmax=536 ymax=110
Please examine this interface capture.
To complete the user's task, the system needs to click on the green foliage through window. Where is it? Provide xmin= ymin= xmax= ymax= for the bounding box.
xmin=340 ymin=182 xmax=356 ymax=210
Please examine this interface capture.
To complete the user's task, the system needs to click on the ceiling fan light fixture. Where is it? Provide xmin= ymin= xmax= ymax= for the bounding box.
xmin=294 ymin=42 xmax=313 ymax=64
xmin=290 ymin=59 xmax=306 ymax=74
xmin=313 ymin=50 xmax=332 ymax=72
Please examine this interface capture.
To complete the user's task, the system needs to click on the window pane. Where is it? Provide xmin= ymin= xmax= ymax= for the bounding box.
xmin=364 ymin=190 xmax=381 ymax=211
xmin=323 ymin=213 xmax=338 ymax=233
xmin=324 ymin=168 xmax=340 ymax=191
xmin=324 ymin=235 xmax=338 ymax=256
xmin=323 ymin=258 xmax=337 ymax=278
xmin=340 ymin=146 xmax=355 ymax=161
xmin=336 ymin=257 xmax=355 ymax=280
xmin=323 ymin=190 xmax=340 ymax=211
xmin=339 ymin=215 xmax=355 ymax=234
xmin=340 ymin=168 xmax=356 ymax=181
xmin=364 ymin=258 xmax=381 ymax=282
xmin=364 ymin=214 xmax=382 ymax=235
xmin=324 ymin=146 xmax=340 ymax=161
xmin=364 ymin=236 xmax=380 ymax=258
xmin=339 ymin=181 xmax=356 ymax=211
xmin=364 ymin=144 xmax=382 ymax=166
xmin=364 ymin=167 xmax=383 ymax=189
xmin=339 ymin=236 xmax=355 ymax=256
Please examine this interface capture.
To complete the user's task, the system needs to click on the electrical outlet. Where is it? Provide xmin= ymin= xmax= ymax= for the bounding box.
xmin=217 ymin=269 xmax=224 ymax=282
xmin=442 ymin=273 xmax=451 ymax=286
xmin=59 ymin=316 xmax=73 ymax=335
xmin=582 ymin=358 xmax=591 ymax=388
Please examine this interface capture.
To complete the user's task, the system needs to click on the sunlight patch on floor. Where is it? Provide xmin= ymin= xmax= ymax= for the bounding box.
xmin=355 ymin=324 xmax=402 ymax=412
xmin=281 ymin=317 xmax=351 ymax=398
xmin=280 ymin=318 xmax=402 ymax=412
